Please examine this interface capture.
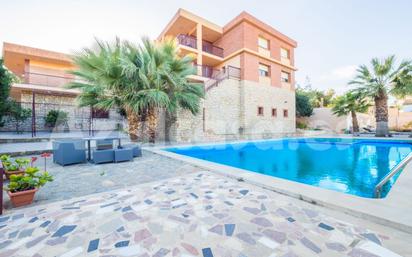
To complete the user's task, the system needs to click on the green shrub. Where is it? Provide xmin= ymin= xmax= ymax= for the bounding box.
xmin=6 ymin=166 xmax=53 ymax=193
xmin=296 ymin=121 xmax=308 ymax=129
xmin=45 ymin=110 xmax=68 ymax=128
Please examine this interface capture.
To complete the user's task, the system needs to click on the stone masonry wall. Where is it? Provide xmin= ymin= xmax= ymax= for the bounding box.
xmin=0 ymin=92 xmax=126 ymax=133
xmin=168 ymin=78 xmax=296 ymax=143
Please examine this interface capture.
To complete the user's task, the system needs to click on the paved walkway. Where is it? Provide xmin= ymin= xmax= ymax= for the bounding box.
xmin=0 ymin=172 xmax=406 ymax=257
xmin=2 ymin=151 xmax=197 ymax=208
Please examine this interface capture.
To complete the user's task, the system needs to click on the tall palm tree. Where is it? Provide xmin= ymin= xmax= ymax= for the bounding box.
xmin=122 ymin=38 xmax=204 ymax=143
xmin=349 ymin=56 xmax=412 ymax=136
xmin=121 ymin=38 xmax=172 ymax=143
xmin=332 ymin=91 xmax=370 ymax=133
xmin=158 ymin=39 xmax=204 ymax=142
xmin=67 ymin=39 xmax=142 ymax=141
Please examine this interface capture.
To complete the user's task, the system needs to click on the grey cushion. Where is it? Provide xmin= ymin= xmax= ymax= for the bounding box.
xmin=123 ymin=144 xmax=142 ymax=157
xmin=114 ymin=148 xmax=133 ymax=163
xmin=93 ymin=149 xmax=114 ymax=164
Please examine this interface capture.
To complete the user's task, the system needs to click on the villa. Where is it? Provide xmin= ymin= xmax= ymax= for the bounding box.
xmin=2 ymin=8 xmax=297 ymax=142
xmin=2 ymin=6 xmax=412 ymax=257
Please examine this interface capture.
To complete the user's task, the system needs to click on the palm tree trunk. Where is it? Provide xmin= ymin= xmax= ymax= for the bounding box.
xmin=165 ymin=111 xmax=177 ymax=143
xmin=125 ymin=107 xmax=140 ymax=142
xmin=374 ymin=91 xmax=389 ymax=137
xmin=147 ymin=107 xmax=157 ymax=143
xmin=351 ymin=110 xmax=359 ymax=133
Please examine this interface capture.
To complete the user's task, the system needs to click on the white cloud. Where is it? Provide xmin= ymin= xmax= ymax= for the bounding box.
xmin=319 ymin=65 xmax=358 ymax=82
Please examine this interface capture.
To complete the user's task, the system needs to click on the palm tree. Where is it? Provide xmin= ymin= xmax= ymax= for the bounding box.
xmin=67 ymin=39 xmax=142 ymax=141
xmin=332 ymin=91 xmax=370 ymax=133
xmin=349 ymin=56 xmax=412 ymax=136
xmin=122 ymin=38 xmax=204 ymax=143
xmin=158 ymin=39 xmax=204 ymax=142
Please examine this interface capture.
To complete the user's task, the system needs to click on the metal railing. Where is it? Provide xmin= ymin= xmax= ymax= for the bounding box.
xmin=177 ymin=34 xmax=224 ymax=58
xmin=23 ymin=72 xmax=77 ymax=87
xmin=177 ymin=34 xmax=197 ymax=49
xmin=205 ymin=65 xmax=241 ymax=91
xmin=193 ymin=64 xmax=219 ymax=78
xmin=374 ymin=152 xmax=412 ymax=198
xmin=202 ymin=41 xmax=224 ymax=57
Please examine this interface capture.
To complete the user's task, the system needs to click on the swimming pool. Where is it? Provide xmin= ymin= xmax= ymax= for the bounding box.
xmin=166 ymin=138 xmax=412 ymax=198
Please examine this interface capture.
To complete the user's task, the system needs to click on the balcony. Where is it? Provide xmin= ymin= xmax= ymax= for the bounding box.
xmin=22 ymin=72 xmax=76 ymax=87
xmin=177 ymin=34 xmax=224 ymax=58
xmin=177 ymin=34 xmax=197 ymax=49
xmin=202 ymin=41 xmax=223 ymax=58
xmin=192 ymin=64 xmax=219 ymax=78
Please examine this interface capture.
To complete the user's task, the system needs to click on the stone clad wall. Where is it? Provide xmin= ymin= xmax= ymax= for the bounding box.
xmin=168 ymin=78 xmax=296 ymax=142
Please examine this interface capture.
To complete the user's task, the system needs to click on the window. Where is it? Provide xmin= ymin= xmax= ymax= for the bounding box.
xmin=281 ymin=71 xmax=290 ymax=83
xmin=283 ymin=109 xmax=288 ymax=118
xmin=272 ymin=108 xmax=277 ymax=117
xmin=281 ymin=48 xmax=289 ymax=59
xmin=258 ymin=36 xmax=269 ymax=49
xmin=92 ymin=108 xmax=110 ymax=119
xmin=259 ymin=63 xmax=270 ymax=77
xmin=258 ymin=106 xmax=264 ymax=116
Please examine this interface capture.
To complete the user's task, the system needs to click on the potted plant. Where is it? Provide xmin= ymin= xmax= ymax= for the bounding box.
xmin=4 ymin=157 xmax=30 ymax=179
xmin=5 ymin=167 xmax=53 ymax=207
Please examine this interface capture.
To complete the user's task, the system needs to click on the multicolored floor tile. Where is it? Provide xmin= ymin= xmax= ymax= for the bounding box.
xmin=0 ymin=172 xmax=404 ymax=257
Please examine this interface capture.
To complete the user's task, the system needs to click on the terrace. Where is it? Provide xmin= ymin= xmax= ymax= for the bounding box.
xmin=177 ymin=34 xmax=224 ymax=58
xmin=0 ymin=148 xmax=411 ymax=256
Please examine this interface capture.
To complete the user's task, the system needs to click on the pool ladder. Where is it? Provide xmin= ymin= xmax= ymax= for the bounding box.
xmin=374 ymin=153 xmax=412 ymax=198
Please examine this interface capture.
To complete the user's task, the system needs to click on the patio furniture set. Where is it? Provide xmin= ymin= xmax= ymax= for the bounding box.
xmin=52 ymin=137 xmax=142 ymax=166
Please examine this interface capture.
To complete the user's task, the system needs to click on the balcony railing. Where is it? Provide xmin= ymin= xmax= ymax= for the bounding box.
xmin=177 ymin=34 xmax=197 ymax=49
xmin=193 ymin=64 xmax=219 ymax=78
xmin=22 ymin=72 xmax=77 ymax=87
xmin=202 ymin=41 xmax=223 ymax=58
xmin=177 ymin=34 xmax=224 ymax=58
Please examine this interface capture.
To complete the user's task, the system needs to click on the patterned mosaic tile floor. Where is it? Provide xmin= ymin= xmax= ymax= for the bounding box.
xmin=0 ymin=172 xmax=404 ymax=257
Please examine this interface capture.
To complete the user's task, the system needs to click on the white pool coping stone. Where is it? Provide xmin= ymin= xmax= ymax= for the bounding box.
xmin=147 ymin=136 xmax=412 ymax=234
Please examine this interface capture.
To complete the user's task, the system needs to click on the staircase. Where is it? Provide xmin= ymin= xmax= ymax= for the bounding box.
xmin=204 ymin=66 xmax=241 ymax=92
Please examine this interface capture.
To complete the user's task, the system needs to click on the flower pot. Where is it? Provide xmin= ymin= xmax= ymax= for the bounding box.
xmin=7 ymin=188 xmax=38 ymax=207
xmin=4 ymin=169 xmax=25 ymax=180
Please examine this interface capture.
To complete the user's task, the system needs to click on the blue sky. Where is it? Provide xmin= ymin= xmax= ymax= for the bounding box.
xmin=1 ymin=0 xmax=411 ymax=94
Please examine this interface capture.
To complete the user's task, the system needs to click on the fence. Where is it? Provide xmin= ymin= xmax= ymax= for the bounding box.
xmin=0 ymin=102 xmax=126 ymax=136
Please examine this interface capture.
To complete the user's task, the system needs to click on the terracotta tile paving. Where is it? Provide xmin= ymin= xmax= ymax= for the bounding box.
xmin=0 ymin=172 xmax=404 ymax=257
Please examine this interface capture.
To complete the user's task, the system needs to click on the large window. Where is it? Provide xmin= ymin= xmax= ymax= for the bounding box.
xmin=281 ymin=71 xmax=290 ymax=83
xmin=259 ymin=63 xmax=270 ymax=77
xmin=281 ymin=48 xmax=290 ymax=59
xmin=258 ymin=37 xmax=269 ymax=49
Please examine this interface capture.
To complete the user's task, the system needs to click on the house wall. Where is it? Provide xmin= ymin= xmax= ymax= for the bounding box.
xmin=168 ymin=77 xmax=295 ymax=143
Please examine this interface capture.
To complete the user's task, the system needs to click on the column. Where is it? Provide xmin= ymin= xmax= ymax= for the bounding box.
xmin=196 ymin=23 xmax=203 ymax=76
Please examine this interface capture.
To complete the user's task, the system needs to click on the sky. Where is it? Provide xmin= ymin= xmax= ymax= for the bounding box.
xmin=1 ymin=0 xmax=411 ymax=94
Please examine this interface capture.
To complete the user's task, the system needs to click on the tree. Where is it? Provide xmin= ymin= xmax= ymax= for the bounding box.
xmin=350 ymin=56 xmax=412 ymax=136
xmin=121 ymin=37 xmax=203 ymax=143
xmin=69 ymin=37 xmax=204 ymax=143
xmin=157 ymin=39 xmax=204 ymax=142
xmin=0 ymin=59 xmax=15 ymax=127
xmin=7 ymin=101 xmax=32 ymax=133
xmin=331 ymin=91 xmax=370 ymax=133
xmin=67 ymin=39 xmax=143 ymax=141
xmin=296 ymin=91 xmax=313 ymax=117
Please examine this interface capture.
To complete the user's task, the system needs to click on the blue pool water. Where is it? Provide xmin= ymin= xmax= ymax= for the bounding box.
xmin=166 ymin=138 xmax=412 ymax=198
